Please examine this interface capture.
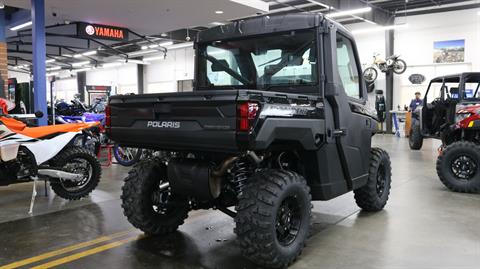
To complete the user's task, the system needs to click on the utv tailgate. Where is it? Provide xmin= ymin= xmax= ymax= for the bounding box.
xmin=108 ymin=91 xmax=239 ymax=152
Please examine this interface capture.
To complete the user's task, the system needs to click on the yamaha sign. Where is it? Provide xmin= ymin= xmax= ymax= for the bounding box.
xmin=77 ymin=22 xmax=129 ymax=42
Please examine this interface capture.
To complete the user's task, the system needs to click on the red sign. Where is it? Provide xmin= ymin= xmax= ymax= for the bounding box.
xmin=78 ymin=22 xmax=128 ymax=41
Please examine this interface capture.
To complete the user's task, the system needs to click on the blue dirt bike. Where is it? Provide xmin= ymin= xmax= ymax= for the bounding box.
xmin=56 ymin=113 xmax=142 ymax=166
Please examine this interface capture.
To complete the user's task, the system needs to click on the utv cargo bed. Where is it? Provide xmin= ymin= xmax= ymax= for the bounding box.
xmin=108 ymin=90 xmax=239 ymax=152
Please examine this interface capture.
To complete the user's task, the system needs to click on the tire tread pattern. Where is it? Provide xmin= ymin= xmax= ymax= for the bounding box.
xmin=409 ymin=123 xmax=423 ymax=150
xmin=50 ymin=146 xmax=101 ymax=200
xmin=235 ymin=169 xmax=312 ymax=269
xmin=436 ymin=141 xmax=480 ymax=193
xmin=354 ymin=148 xmax=392 ymax=212
xmin=121 ymin=159 xmax=189 ymax=235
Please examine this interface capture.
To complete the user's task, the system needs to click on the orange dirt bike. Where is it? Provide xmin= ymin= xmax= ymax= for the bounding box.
xmin=0 ymin=112 xmax=101 ymax=201
xmin=363 ymin=54 xmax=407 ymax=83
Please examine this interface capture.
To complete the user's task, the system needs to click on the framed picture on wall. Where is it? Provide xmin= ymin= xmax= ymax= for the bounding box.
xmin=433 ymin=39 xmax=465 ymax=63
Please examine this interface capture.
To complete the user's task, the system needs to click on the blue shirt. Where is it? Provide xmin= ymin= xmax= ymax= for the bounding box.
xmin=409 ymin=98 xmax=422 ymax=111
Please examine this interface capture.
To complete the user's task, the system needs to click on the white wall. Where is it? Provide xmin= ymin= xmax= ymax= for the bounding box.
xmin=87 ymin=63 xmax=138 ymax=95
xmin=8 ymin=70 xmax=30 ymax=83
xmin=347 ymin=9 xmax=480 ymax=112
xmin=393 ymin=9 xmax=480 ymax=108
xmin=51 ymin=78 xmax=77 ymax=102
xmin=145 ymin=46 xmax=194 ymax=93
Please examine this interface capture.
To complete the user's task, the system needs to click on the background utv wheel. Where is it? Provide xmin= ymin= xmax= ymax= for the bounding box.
xmin=436 ymin=141 xmax=480 ymax=193
xmin=235 ymin=170 xmax=312 ymax=269
xmin=354 ymin=148 xmax=392 ymax=211
xmin=50 ymin=146 xmax=101 ymax=200
xmin=121 ymin=159 xmax=189 ymax=235
xmin=409 ymin=123 xmax=423 ymax=150
xmin=113 ymin=144 xmax=142 ymax=166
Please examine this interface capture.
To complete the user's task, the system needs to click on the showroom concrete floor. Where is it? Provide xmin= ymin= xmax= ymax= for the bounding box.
xmin=0 ymin=135 xmax=479 ymax=269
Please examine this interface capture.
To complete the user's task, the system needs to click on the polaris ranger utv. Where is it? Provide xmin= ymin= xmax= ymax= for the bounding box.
xmin=410 ymin=73 xmax=480 ymax=193
xmin=107 ymin=13 xmax=392 ymax=268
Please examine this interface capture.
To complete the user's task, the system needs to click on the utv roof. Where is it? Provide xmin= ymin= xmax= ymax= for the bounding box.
xmin=430 ymin=72 xmax=480 ymax=83
xmin=197 ymin=13 xmax=345 ymax=43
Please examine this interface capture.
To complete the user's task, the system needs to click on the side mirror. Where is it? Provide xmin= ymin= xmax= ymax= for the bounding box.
xmin=34 ymin=111 xmax=44 ymax=118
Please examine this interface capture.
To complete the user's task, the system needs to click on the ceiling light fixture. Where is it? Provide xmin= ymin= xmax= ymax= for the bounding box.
xmin=122 ymin=59 xmax=147 ymax=65
xmin=46 ymin=72 xmax=59 ymax=77
xmin=327 ymin=7 xmax=372 ymax=18
xmin=149 ymin=44 xmax=159 ymax=49
xmin=165 ymin=42 xmax=193 ymax=50
xmin=47 ymin=66 xmax=61 ymax=71
xmin=215 ymin=10 xmax=224 ymax=14
xmin=141 ymin=45 xmax=148 ymax=50
xmin=73 ymin=54 xmax=83 ymax=58
xmin=102 ymin=62 xmax=123 ymax=68
xmin=72 ymin=67 xmax=92 ymax=73
xmin=82 ymin=50 xmax=97 ymax=56
xmin=46 ymin=59 xmax=56 ymax=64
xmin=10 ymin=21 xmax=33 ymax=31
xmin=72 ymin=61 xmax=90 ymax=67
xmin=351 ymin=23 xmax=408 ymax=35
xmin=129 ymin=49 xmax=157 ymax=57
xmin=160 ymin=41 xmax=173 ymax=47
xmin=144 ymin=55 xmax=165 ymax=62
xmin=210 ymin=22 xmax=225 ymax=26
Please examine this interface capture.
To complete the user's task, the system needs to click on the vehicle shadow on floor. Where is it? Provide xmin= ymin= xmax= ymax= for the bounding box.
xmin=128 ymin=211 xmax=341 ymax=269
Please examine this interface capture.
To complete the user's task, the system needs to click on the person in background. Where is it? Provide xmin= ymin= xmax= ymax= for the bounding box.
xmin=409 ymin=92 xmax=423 ymax=111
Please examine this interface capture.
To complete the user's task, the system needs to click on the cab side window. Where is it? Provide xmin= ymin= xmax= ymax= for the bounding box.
xmin=336 ymin=35 xmax=361 ymax=99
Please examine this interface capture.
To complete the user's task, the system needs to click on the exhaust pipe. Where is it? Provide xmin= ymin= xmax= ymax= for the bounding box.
xmin=38 ymin=169 xmax=84 ymax=182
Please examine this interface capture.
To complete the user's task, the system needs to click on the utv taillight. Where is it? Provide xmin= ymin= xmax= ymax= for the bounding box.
xmin=238 ymin=102 xmax=259 ymax=132
xmin=105 ymin=105 xmax=111 ymax=129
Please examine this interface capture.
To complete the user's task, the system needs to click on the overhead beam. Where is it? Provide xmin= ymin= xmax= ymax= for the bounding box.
xmin=271 ymin=0 xmax=392 ymax=25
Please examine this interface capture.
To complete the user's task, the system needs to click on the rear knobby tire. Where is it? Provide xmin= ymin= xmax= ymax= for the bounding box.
xmin=354 ymin=148 xmax=392 ymax=211
xmin=409 ymin=123 xmax=423 ymax=150
xmin=121 ymin=159 xmax=190 ymax=235
xmin=436 ymin=141 xmax=480 ymax=193
xmin=50 ymin=146 xmax=101 ymax=200
xmin=235 ymin=169 xmax=312 ymax=269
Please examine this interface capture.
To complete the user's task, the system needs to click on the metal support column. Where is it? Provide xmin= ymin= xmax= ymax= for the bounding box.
xmin=137 ymin=64 xmax=144 ymax=94
xmin=0 ymin=10 xmax=7 ymax=98
xmin=31 ymin=0 xmax=47 ymax=125
xmin=385 ymin=29 xmax=394 ymax=133
xmin=77 ymin=71 xmax=86 ymax=101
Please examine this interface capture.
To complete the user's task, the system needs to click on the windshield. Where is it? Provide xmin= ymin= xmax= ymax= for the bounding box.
xmin=197 ymin=30 xmax=317 ymax=90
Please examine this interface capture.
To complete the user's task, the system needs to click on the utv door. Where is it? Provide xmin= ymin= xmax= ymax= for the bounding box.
xmin=321 ymin=25 xmax=373 ymax=192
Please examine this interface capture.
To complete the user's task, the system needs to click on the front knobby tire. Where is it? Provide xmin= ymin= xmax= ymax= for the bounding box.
xmin=409 ymin=123 xmax=423 ymax=150
xmin=50 ymin=146 xmax=101 ymax=200
xmin=235 ymin=169 xmax=312 ymax=269
xmin=354 ymin=148 xmax=392 ymax=211
xmin=121 ymin=159 xmax=190 ymax=235
xmin=393 ymin=59 xmax=407 ymax=74
xmin=436 ymin=141 xmax=480 ymax=193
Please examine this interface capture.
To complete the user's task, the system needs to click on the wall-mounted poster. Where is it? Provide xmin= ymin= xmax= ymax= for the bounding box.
xmin=433 ymin=39 xmax=465 ymax=63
